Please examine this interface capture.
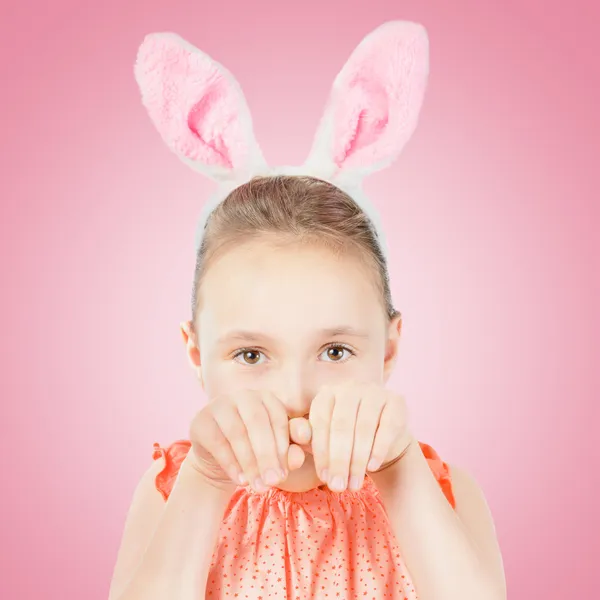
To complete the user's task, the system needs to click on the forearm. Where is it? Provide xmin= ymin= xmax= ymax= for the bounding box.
xmin=370 ymin=439 xmax=501 ymax=600
xmin=120 ymin=456 xmax=232 ymax=600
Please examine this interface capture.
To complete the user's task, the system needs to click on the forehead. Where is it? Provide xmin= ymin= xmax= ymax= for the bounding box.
xmin=198 ymin=239 xmax=385 ymax=339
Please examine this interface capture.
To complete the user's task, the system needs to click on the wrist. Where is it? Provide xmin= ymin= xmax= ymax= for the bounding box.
xmin=179 ymin=453 xmax=237 ymax=497
xmin=368 ymin=434 xmax=418 ymax=489
xmin=375 ymin=434 xmax=416 ymax=472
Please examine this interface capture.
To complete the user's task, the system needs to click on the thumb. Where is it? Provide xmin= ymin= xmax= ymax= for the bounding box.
xmin=289 ymin=417 xmax=312 ymax=446
xmin=287 ymin=444 xmax=306 ymax=471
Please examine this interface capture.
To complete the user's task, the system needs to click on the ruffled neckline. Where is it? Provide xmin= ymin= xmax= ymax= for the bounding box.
xmin=239 ymin=474 xmax=380 ymax=503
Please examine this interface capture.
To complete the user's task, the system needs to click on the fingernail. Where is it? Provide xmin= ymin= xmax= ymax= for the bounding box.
xmin=329 ymin=476 xmax=346 ymax=492
xmin=238 ymin=473 xmax=249 ymax=485
xmin=349 ymin=476 xmax=361 ymax=491
xmin=262 ymin=469 xmax=280 ymax=486
xmin=320 ymin=469 xmax=329 ymax=483
xmin=368 ymin=458 xmax=381 ymax=472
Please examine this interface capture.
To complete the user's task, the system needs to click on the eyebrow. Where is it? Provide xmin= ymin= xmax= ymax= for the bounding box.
xmin=217 ymin=326 xmax=371 ymax=345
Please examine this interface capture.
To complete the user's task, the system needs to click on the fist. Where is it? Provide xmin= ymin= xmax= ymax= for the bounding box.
xmin=189 ymin=389 xmax=306 ymax=491
xmin=307 ymin=381 xmax=412 ymax=492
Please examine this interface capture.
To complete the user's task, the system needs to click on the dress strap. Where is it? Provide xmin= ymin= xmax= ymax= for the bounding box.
xmin=419 ymin=441 xmax=456 ymax=508
xmin=152 ymin=439 xmax=192 ymax=501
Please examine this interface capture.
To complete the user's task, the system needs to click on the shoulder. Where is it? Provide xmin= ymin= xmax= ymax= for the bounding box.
xmin=109 ymin=448 xmax=179 ymax=599
xmin=418 ymin=444 xmax=505 ymax=592
xmin=446 ymin=463 xmax=488 ymax=508
xmin=417 ymin=441 xmax=495 ymax=525
xmin=152 ymin=439 xmax=193 ymax=501
xmin=418 ymin=441 xmax=494 ymax=518
xmin=445 ymin=462 xmax=497 ymax=531
xmin=445 ymin=462 xmax=506 ymax=593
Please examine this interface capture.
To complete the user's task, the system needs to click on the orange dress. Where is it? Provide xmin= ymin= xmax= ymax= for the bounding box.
xmin=152 ymin=440 xmax=455 ymax=600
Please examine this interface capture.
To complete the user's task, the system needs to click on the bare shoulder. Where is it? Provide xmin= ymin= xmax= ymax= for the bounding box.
xmin=448 ymin=464 xmax=506 ymax=596
xmin=108 ymin=458 xmax=167 ymax=600
xmin=448 ymin=464 xmax=492 ymax=514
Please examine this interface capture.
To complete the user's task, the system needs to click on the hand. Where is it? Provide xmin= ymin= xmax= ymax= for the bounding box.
xmin=309 ymin=381 xmax=412 ymax=492
xmin=189 ymin=389 xmax=305 ymax=492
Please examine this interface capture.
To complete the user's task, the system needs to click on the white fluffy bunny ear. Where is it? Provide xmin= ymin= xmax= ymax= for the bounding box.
xmin=303 ymin=21 xmax=430 ymax=183
xmin=134 ymin=33 xmax=268 ymax=183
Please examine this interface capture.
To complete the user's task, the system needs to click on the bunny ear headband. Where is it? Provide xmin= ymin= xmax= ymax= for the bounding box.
xmin=134 ymin=20 xmax=430 ymax=260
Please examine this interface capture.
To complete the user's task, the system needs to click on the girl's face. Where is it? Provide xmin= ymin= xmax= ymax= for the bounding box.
xmin=183 ymin=237 xmax=402 ymax=492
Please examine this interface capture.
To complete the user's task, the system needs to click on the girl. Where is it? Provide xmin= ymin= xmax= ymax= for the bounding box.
xmin=110 ymin=21 xmax=506 ymax=600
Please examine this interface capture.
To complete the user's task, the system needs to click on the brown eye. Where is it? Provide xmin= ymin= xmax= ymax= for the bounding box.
xmin=325 ymin=347 xmax=345 ymax=361
xmin=242 ymin=350 xmax=261 ymax=365
xmin=320 ymin=344 xmax=355 ymax=363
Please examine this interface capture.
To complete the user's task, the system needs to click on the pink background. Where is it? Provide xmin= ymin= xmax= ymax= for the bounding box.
xmin=1 ymin=0 xmax=597 ymax=598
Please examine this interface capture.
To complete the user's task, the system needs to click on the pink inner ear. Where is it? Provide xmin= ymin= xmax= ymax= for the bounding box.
xmin=187 ymin=83 xmax=234 ymax=169
xmin=135 ymin=34 xmax=251 ymax=171
xmin=318 ymin=21 xmax=429 ymax=173
xmin=334 ymin=77 xmax=389 ymax=166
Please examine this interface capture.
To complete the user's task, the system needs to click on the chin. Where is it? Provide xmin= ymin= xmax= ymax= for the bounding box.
xmin=276 ymin=455 xmax=323 ymax=493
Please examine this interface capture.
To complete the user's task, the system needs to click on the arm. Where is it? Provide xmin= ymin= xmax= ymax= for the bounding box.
xmin=111 ymin=453 xmax=232 ymax=600
xmin=370 ymin=439 xmax=506 ymax=600
xmin=108 ymin=458 xmax=167 ymax=600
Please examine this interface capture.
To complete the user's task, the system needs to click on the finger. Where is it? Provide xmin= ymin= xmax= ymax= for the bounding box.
xmin=190 ymin=411 xmax=245 ymax=485
xmin=211 ymin=403 xmax=261 ymax=489
xmin=262 ymin=391 xmax=292 ymax=475
xmin=368 ymin=395 xmax=408 ymax=471
xmin=287 ymin=444 xmax=306 ymax=471
xmin=309 ymin=385 xmax=335 ymax=483
xmin=348 ymin=387 xmax=386 ymax=490
xmin=237 ymin=394 xmax=285 ymax=488
xmin=289 ymin=417 xmax=312 ymax=446
xmin=327 ymin=386 xmax=361 ymax=492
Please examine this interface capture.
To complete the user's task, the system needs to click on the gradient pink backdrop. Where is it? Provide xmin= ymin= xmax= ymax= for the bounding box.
xmin=1 ymin=0 xmax=597 ymax=598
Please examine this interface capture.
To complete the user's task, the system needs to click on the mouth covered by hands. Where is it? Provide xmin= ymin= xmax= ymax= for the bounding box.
xmin=292 ymin=381 xmax=412 ymax=492
xmin=189 ymin=381 xmax=411 ymax=493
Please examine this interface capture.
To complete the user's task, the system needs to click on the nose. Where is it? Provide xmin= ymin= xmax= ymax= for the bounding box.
xmin=273 ymin=368 xmax=315 ymax=419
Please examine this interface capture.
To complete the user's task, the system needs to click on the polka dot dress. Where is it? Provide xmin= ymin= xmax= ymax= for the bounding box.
xmin=152 ymin=440 xmax=455 ymax=600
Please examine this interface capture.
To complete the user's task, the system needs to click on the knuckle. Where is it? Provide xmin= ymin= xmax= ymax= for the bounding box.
xmin=372 ymin=426 xmax=391 ymax=445
xmin=190 ymin=409 xmax=213 ymax=439
xmin=317 ymin=383 xmax=332 ymax=395
xmin=245 ymin=408 xmax=267 ymax=429
xmin=388 ymin=392 xmax=405 ymax=411
xmin=228 ymin=388 xmax=256 ymax=404
xmin=379 ymin=418 xmax=400 ymax=437
xmin=268 ymin=402 xmax=288 ymax=424
xmin=209 ymin=437 xmax=229 ymax=456
xmin=222 ymin=419 xmax=247 ymax=440
xmin=189 ymin=413 xmax=204 ymax=436
xmin=309 ymin=413 xmax=329 ymax=430
xmin=330 ymin=417 xmax=353 ymax=433
xmin=201 ymin=422 xmax=222 ymax=445
xmin=216 ymin=448 xmax=237 ymax=467
xmin=230 ymin=443 xmax=255 ymax=467
xmin=232 ymin=389 xmax=255 ymax=406
xmin=262 ymin=389 xmax=281 ymax=403
xmin=355 ymin=419 xmax=377 ymax=439
xmin=312 ymin=386 xmax=333 ymax=407
xmin=342 ymin=379 xmax=359 ymax=392
xmin=210 ymin=391 xmax=236 ymax=408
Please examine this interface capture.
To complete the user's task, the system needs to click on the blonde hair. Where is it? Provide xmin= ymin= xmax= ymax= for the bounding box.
xmin=190 ymin=175 xmax=400 ymax=331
